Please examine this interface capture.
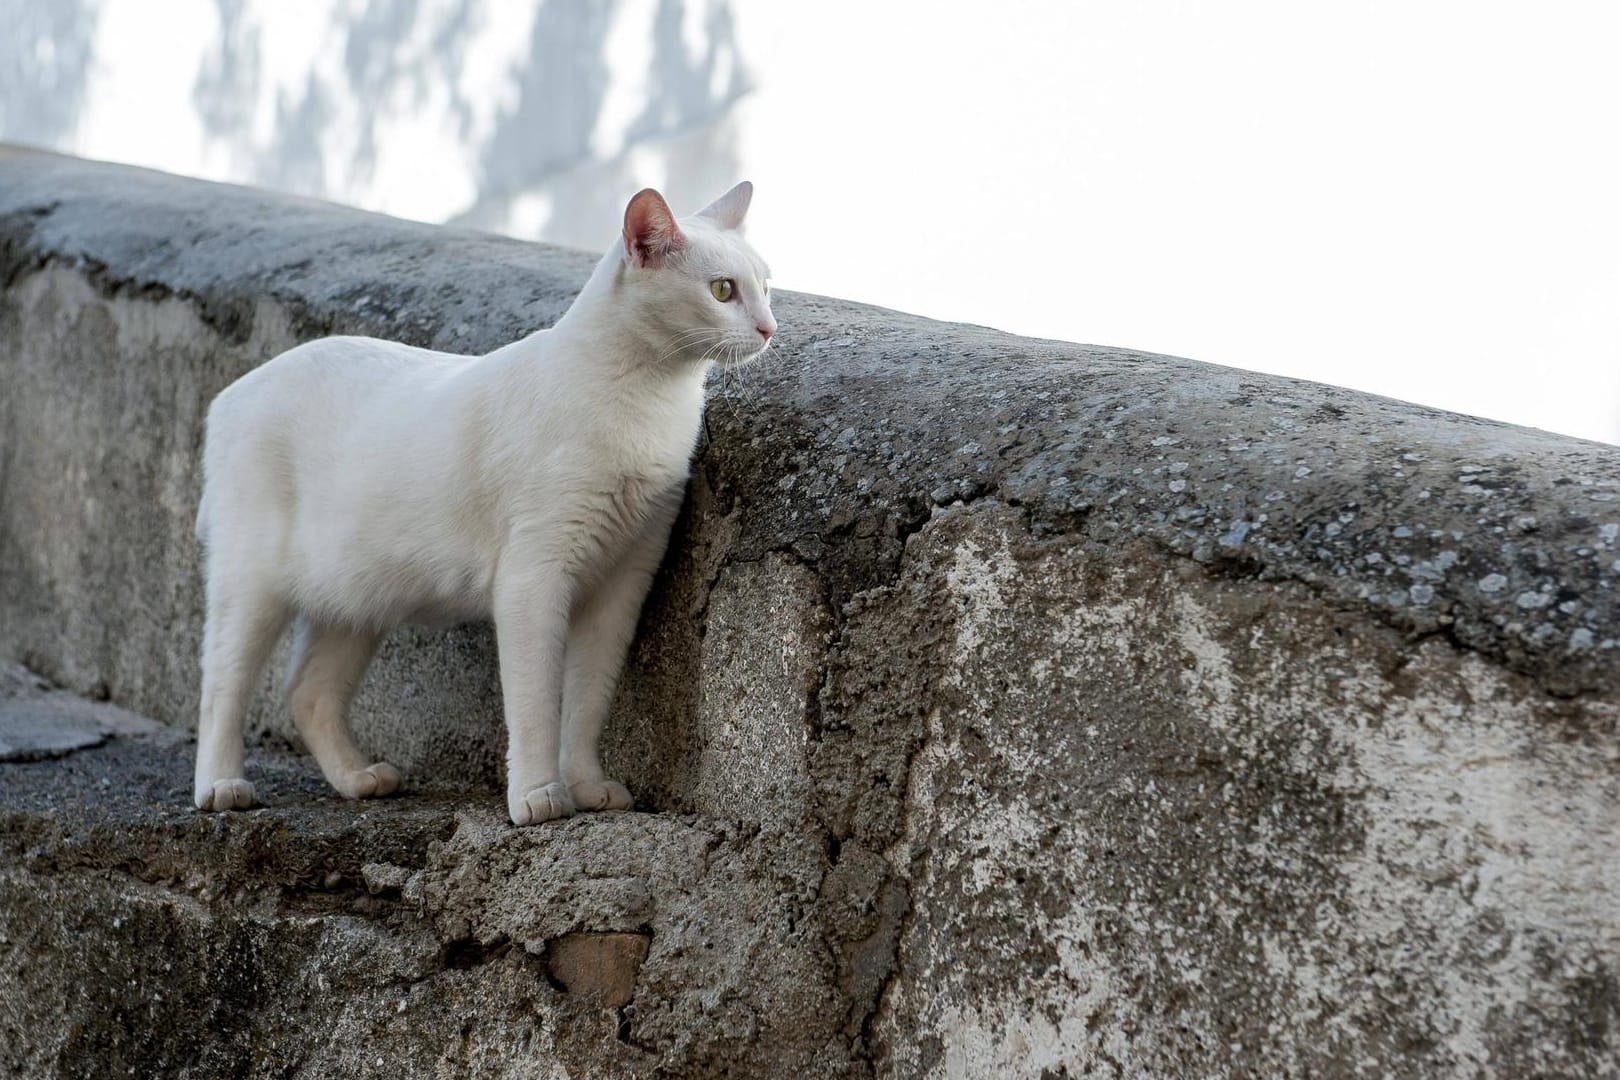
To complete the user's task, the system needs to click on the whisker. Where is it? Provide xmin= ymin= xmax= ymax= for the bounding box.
xmin=713 ymin=343 xmax=761 ymax=422
xmin=709 ymin=343 xmax=751 ymax=425
xmin=657 ymin=328 xmax=726 ymax=365
xmin=659 ymin=327 xmax=724 ymax=354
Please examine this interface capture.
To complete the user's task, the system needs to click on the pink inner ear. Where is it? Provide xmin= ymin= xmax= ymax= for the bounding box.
xmin=623 ymin=189 xmax=685 ymax=267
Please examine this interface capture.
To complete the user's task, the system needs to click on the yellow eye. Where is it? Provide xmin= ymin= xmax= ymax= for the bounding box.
xmin=710 ymin=278 xmax=735 ymax=302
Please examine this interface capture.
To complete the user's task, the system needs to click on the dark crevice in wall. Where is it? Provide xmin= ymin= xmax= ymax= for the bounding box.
xmin=0 ymin=202 xmax=57 ymax=288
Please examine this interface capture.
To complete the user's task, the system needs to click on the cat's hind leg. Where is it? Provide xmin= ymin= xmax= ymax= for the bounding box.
xmin=194 ymin=574 xmax=291 ymax=810
xmin=286 ymin=619 xmax=399 ymax=800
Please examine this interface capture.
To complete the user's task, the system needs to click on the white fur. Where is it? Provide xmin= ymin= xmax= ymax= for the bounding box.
xmin=192 ymin=182 xmax=774 ymax=825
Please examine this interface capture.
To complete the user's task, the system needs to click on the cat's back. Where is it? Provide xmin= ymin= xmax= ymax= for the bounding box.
xmin=213 ymin=335 xmax=466 ymax=419
xmin=207 ymin=334 xmax=475 ymax=462
xmin=201 ymin=334 xmax=477 ymax=523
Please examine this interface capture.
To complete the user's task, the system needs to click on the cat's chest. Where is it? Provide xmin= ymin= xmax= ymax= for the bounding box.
xmin=568 ymin=408 xmax=697 ymax=529
xmin=565 ymin=470 xmax=684 ymax=562
xmin=595 ymin=471 xmax=675 ymax=526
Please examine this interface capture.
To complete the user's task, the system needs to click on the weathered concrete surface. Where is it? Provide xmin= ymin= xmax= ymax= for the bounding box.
xmin=0 ymin=688 xmax=850 ymax=1077
xmin=2 ymin=146 xmax=1619 ymax=1077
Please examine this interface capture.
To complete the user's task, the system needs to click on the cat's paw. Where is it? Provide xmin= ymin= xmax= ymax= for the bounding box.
xmin=568 ymin=778 xmax=634 ymax=812
xmin=510 ymin=782 xmax=576 ymax=826
xmin=336 ymin=762 xmax=402 ymax=800
xmin=195 ymin=778 xmax=256 ymax=811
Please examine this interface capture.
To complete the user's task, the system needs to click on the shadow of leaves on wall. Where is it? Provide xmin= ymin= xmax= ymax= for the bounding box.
xmin=452 ymin=0 xmax=752 ymax=248
xmin=188 ymin=0 xmax=749 ymax=249
xmin=0 ymin=0 xmax=100 ymax=148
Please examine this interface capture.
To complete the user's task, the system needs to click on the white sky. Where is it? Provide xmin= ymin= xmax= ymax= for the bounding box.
xmin=731 ymin=2 xmax=1620 ymax=445
xmin=49 ymin=0 xmax=1620 ymax=445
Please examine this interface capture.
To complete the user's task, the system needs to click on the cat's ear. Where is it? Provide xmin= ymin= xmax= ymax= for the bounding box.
xmin=623 ymin=188 xmax=685 ymax=267
xmin=696 ymin=180 xmax=753 ymax=231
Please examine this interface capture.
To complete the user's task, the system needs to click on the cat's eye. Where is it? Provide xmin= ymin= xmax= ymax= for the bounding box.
xmin=763 ymin=279 xmax=771 ymax=295
xmin=710 ymin=278 xmax=735 ymax=302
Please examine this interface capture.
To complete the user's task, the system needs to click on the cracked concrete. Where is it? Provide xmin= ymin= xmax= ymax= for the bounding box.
xmin=2 ymin=146 xmax=1619 ymax=1076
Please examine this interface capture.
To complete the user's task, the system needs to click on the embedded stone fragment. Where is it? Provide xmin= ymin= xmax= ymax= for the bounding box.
xmin=544 ymin=932 xmax=651 ymax=1007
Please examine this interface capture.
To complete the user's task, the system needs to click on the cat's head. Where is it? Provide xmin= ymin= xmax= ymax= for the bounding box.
xmin=618 ymin=182 xmax=775 ymax=367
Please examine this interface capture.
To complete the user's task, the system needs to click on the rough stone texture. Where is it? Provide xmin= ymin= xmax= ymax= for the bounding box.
xmin=0 ymin=710 xmax=850 ymax=1078
xmin=0 ymin=661 xmax=161 ymax=760
xmin=2 ymin=146 xmax=1618 ymax=1077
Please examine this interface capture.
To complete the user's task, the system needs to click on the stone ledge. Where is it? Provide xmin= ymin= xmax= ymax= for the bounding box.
xmin=0 ymin=662 xmax=161 ymax=761
xmin=0 ymin=678 xmax=857 ymax=1076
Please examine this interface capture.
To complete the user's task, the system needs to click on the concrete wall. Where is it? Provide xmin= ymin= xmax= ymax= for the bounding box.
xmin=2 ymin=146 xmax=1618 ymax=1077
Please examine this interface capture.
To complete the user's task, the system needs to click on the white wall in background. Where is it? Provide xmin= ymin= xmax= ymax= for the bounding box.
xmin=3 ymin=0 xmax=1615 ymax=443
xmin=731 ymin=2 xmax=1620 ymax=446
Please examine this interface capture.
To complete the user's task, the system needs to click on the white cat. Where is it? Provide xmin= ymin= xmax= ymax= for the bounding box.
xmin=192 ymin=182 xmax=774 ymax=825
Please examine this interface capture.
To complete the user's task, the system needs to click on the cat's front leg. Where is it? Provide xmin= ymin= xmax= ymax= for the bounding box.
xmin=561 ymin=500 xmax=678 ymax=811
xmin=493 ymin=537 xmax=577 ymax=825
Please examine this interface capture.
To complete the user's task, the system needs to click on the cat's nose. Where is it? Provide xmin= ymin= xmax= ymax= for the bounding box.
xmin=757 ymin=323 xmax=775 ymax=342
